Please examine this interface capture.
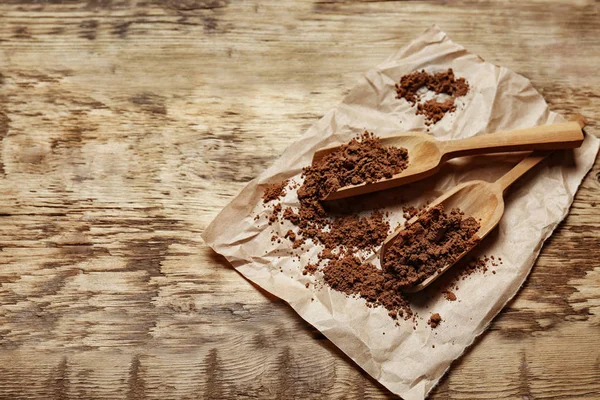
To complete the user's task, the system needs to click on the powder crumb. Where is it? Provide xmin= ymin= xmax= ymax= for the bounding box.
xmin=302 ymin=263 xmax=318 ymax=276
xmin=402 ymin=206 xmax=419 ymax=220
xmin=292 ymin=237 xmax=305 ymax=249
xmin=262 ymin=180 xmax=288 ymax=203
xmin=284 ymin=230 xmax=296 ymax=242
xmin=318 ymin=248 xmax=337 ymax=260
xmin=283 ymin=207 xmax=300 ymax=225
xmin=443 ymin=290 xmax=457 ymax=301
xmin=428 ymin=313 xmax=442 ymax=328
xmin=268 ymin=203 xmax=282 ymax=224
xmin=456 ymin=253 xmax=501 ymax=280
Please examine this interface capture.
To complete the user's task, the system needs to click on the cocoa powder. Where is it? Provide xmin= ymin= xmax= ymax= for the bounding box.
xmin=299 ymin=131 xmax=408 ymax=202
xmin=260 ymin=131 xmax=495 ymax=328
xmin=395 ymin=68 xmax=469 ymax=125
xmin=381 ymin=204 xmax=480 ymax=288
xmin=417 ymin=98 xmax=456 ymax=125
xmin=427 ymin=313 xmax=442 ymax=328
xmin=322 ymin=255 xmax=412 ymax=318
xmin=275 ymin=132 xmax=408 ymax=261
xmin=443 ymin=290 xmax=457 ymax=301
xmin=262 ymin=180 xmax=288 ymax=203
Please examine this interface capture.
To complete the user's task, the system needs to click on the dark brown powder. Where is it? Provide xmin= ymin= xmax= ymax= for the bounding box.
xmin=282 ymin=207 xmax=300 ymax=225
xmin=323 ymin=255 xmax=412 ymax=318
xmin=317 ymin=211 xmax=390 ymax=255
xmin=282 ymin=131 xmax=406 ymax=260
xmin=262 ymin=180 xmax=288 ymax=203
xmin=299 ymin=131 xmax=408 ymax=202
xmin=381 ymin=204 xmax=480 ymax=288
xmin=443 ymin=290 xmax=457 ymax=301
xmin=302 ymin=263 xmax=318 ymax=276
xmin=402 ymin=204 xmax=428 ymax=220
xmin=428 ymin=313 xmax=442 ymax=328
xmin=402 ymin=206 xmax=420 ymax=220
xmin=417 ymin=98 xmax=456 ymax=125
xmin=260 ymin=131 xmax=497 ymax=327
xmin=268 ymin=203 xmax=282 ymax=224
xmin=456 ymin=254 xmax=503 ymax=281
xmin=395 ymin=70 xmax=430 ymax=104
xmin=395 ymin=68 xmax=469 ymax=125
xmin=284 ymin=230 xmax=296 ymax=242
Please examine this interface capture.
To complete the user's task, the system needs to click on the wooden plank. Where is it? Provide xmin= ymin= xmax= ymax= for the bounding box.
xmin=0 ymin=0 xmax=599 ymax=398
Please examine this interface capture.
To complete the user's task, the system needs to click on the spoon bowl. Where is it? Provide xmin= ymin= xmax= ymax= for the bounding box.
xmin=312 ymin=132 xmax=443 ymax=201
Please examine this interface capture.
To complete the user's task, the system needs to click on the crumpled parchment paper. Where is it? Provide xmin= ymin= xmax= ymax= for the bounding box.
xmin=202 ymin=26 xmax=600 ymax=399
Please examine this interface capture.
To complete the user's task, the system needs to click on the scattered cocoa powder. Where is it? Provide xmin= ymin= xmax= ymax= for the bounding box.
xmin=382 ymin=204 xmax=480 ymax=288
xmin=323 ymin=255 xmax=412 ymax=318
xmin=456 ymin=254 xmax=503 ymax=281
xmin=428 ymin=313 xmax=442 ymax=328
xmin=318 ymin=248 xmax=337 ymax=260
xmin=282 ymin=207 xmax=300 ymax=225
xmin=292 ymin=237 xmax=305 ymax=249
xmin=284 ymin=230 xmax=296 ymax=242
xmin=302 ymin=263 xmax=318 ymax=276
xmin=317 ymin=211 xmax=390 ymax=255
xmin=262 ymin=180 xmax=288 ymax=203
xmin=268 ymin=203 xmax=282 ymax=224
xmin=259 ymin=131 xmax=499 ymax=328
xmin=402 ymin=203 xmax=428 ymax=220
xmin=395 ymin=68 xmax=469 ymax=125
xmin=443 ymin=290 xmax=457 ymax=301
xmin=402 ymin=206 xmax=420 ymax=220
xmin=280 ymin=132 xmax=406 ymax=261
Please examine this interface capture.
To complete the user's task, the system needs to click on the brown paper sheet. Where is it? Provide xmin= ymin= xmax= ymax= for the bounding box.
xmin=202 ymin=26 xmax=599 ymax=399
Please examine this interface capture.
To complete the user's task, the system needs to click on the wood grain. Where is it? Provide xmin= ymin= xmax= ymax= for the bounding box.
xmin=0 ymin=0 xmax=599 ymax=398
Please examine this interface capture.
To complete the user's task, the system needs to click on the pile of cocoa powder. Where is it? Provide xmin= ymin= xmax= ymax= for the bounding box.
xmin=395 ymin=68 xmax=469 ymax=125
xmin=261 ymin=131 xmax=495 ymax=327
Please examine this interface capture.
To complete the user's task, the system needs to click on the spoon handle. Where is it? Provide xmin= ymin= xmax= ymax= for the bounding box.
xmin=493 ymin=152 xmax=549 ymax=192
xmin=441 ymin=122 xmax=583 ymax=159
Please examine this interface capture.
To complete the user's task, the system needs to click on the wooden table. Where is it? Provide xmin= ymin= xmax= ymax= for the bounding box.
xmin=1 ymin=1 xmax=599 ymax=398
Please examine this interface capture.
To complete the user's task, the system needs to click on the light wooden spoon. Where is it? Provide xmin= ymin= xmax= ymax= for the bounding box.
xmin=379 ymin=150 xmax=564 ymax=293
xmin=313 ymin=122 xmax=584 ymax=201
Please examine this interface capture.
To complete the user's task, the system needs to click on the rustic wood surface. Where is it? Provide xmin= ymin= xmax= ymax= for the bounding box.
xmin=1 ymin=1 xmax=599 ymax=399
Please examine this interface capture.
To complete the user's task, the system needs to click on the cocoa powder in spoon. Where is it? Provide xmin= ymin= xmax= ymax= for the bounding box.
xmin=381 ymin=204 xmax=481 ymax=288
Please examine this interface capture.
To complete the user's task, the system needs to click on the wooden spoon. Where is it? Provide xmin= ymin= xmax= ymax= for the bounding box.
xmin=313 ymin=122 xmax=584 ymax=201
xmin=379 ymin=149 xmax=566 ymax=293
